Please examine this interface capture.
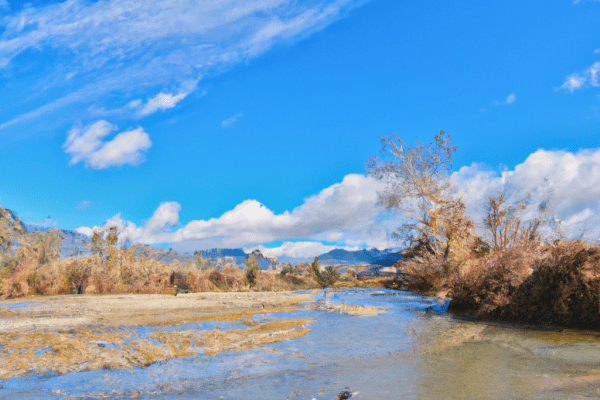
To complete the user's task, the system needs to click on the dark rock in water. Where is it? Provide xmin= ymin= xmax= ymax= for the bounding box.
xmin=337 ymin=387 xmax=354 ymax=399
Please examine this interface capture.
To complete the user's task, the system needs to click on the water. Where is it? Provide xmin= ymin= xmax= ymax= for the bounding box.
xmin=2 ymin=288 xmax=600 ymax=399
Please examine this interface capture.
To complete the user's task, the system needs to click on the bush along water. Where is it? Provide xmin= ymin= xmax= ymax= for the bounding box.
xmin=368 ymin=131 xmax=600 ymax=330
xmin=448 ymin=240 xmax=600 ymax=330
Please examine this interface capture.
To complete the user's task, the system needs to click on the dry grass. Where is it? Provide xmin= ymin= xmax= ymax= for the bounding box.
xmin=0 ymin=318 xmax=314 ymax=379
xmin=0 ymin=292 xmax=317 ymax=379
xmin=0 ymin=252 xmax=323 ymax=298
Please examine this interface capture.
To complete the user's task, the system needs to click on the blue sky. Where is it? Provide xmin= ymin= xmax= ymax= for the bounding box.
xmin=2 ymin=0 xmax=600 ymax=258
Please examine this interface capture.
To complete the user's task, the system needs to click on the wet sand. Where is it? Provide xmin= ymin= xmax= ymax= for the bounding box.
xmin=0 ymin=291 xmax=386 ymax=381
xmin=0 ymin=291 xmax=316 ymax=330
xmin=0 ymin=292 xmax=317 ymax=379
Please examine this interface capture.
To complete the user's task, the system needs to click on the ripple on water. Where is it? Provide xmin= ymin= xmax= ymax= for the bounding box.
xmin=3 ymin=288 xmax=600 ymax=400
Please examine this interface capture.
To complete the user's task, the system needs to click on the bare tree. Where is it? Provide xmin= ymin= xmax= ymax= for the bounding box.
xmin=367 ymin=131 xmax=474 ymax=268
xmin=484 ymin=191 xmax=563 ymax=249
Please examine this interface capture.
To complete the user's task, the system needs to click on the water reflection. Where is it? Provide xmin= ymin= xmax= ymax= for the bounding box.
xmin=3 ymin=288 xmax=600 ymax=399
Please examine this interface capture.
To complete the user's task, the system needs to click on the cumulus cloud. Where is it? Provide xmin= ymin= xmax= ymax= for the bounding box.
xmin=63 ymin=120 xmax=152 ymax=169
xmin=561 ymin=62 xmax=600 ymax=92
xmin=77 ymin=201 xmax=181 ymax=242
xmin=78 ymin=174 xmax=395 ymax=255
xmin=245 ymin=241 xmax=360 ymax=259
xmin=452 ymin=148 xmax=600 ymax=240
xmin=0 ymin=0 xmax=367 ymax=128
xmin=505 ymin=93 xmax=516 ymax=104
xmin=76 ymin=147 xmax=600 ymax=256
xmin=75 ymin=226 xmax=94 ymax=237
xmin=221 ymin=113 xmax=243 ymax=128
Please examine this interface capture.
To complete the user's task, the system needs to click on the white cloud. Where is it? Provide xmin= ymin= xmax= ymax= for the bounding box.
xmin=143 ymin=202 xmax=181 ymax=234
xmin=78 ymin=174 xmax=395 ymax=255
xmin=75 ymin=200 xmax=93 ymax=210
xmin=78 ymin=201 xmax=182 ymax=243
xmin=75 ymin=226 xmax=94 ymax=237
xmin=76 ymin=147 xmax=600 ymax=255
xmin=452 ymin=147 xmax=600 ymax=240
xmin=63 ymin=120 xmax=152 ymax=169
xmin=491 ymin=93 xmax=516 ymax=106
xmin=136 ymin=92 xmax=187 ymax=117
xmin=0 ymin=0 xmax=367 ymax=128
xmin=561 ymin=62 xmax=600 ymax=92
xmin=245 ymin=241 xmax=360 ymax=259
xmin=221 ymin=113 xmax=243 ymax=128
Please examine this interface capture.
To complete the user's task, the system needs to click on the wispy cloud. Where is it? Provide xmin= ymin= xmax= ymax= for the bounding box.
xmin=0 ymin=0 xmax=367 ymax=130
xmin=75 ymin=200 xmax=93 ymax=210
xmin=0 ymin=0 xmax=9 ymax=10
xmin=63 ymin=120 xmax=152 ymax=169
xmin=561 ymin=62 xmax=600 ymax=92
xmin=221 ymin=113 xmax=243 ymax=128
xmin=491 ymin=93 xmax=516 ymax=106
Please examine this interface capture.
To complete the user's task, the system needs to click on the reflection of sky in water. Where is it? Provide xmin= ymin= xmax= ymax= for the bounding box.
xmin=0 ymin=301 xmax=32 ymax=309
xmin=3 ymin=289 xmax=600 ymax=400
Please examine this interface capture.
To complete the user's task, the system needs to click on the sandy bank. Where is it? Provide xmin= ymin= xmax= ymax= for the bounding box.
xmin=0 ymin=290 xmax=387 ymax=380
xmin=0 ymin=291 xmax=314 ymax=331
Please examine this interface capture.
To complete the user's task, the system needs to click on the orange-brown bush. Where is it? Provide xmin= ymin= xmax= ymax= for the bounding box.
xmin=448 ymin=242 xmax=545 ymax=318
xmin=499 ymin=241 xmax=600 ymax=329
xmin=0 ymin=243 xmax=325 ymax=297
xmin=448 ymin=240 xmax=600 ymax=329
xmin=0 ymin=206 xmax=360 ymax=297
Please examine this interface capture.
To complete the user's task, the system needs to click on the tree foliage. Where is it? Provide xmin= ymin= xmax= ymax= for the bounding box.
xmin=244 ymin=253 xmax=260 ymax=287
xmin=367 ymin=131 xmax=474 ymax=267
xmin=310 ymin=257 xmax=339 ymax=288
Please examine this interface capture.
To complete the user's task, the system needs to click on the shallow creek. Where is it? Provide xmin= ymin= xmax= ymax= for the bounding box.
xmin=2 ymin=288 xmax=600 ymax=399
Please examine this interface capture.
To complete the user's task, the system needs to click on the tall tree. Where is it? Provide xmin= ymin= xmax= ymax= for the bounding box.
xmin=367 ymin=131 xmax=474 ymax=269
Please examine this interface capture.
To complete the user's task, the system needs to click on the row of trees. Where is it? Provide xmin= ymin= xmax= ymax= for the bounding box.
xmin=1 ymin=212 xmax=350 ymax=296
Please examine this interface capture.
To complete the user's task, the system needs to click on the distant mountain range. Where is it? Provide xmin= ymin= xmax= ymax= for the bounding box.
xmin=24 ymin=226 xmax=402 ymax=267
xmin=317 ymin=248 xmax=403 ymax=266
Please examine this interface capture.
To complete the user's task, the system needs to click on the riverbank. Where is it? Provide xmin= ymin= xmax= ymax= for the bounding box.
xmin=402 ymin=239 xmax=600 ymax=331
xmin=4 ymin=288 xmax=600 ymax=399
xmin=0 ymin=290 xmax=388 ymax=380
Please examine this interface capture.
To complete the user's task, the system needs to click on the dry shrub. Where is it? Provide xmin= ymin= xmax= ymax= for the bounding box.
xmin=400 ymin=253 xmax=450 ymax=294
xmin=499 ymin=240 xmax=600 ymax=329
xmin=64 ymin=258 xmax=92 ymax=294
xmin=207 ymin=270 xmax=233 ymax=291
xmin=0 ymin=226 xmax=328 ymax=297
xmin=448 ymin=240 xmax=600 ymax=330
xmin=448 ymin=242 xmax=544 ymax=318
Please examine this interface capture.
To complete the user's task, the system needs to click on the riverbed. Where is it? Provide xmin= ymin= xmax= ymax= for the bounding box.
xmin=2 ymin=288 xmax=600 ymax=399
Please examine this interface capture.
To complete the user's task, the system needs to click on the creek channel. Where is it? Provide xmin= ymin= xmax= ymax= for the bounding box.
xmin=2 ymin=288 xmax=600 ymax=399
